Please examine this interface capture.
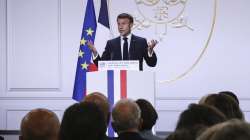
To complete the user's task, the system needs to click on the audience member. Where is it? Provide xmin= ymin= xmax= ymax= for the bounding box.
xmin=166 ymin=129 xmax=194 ymax=140
xmin=176 ymin=104 xmax=226 ymax=130
xmin=200 ymin=93 xmax=244 ymax=120
xmin=171 ymin=104 xmax=226 ymax=140
xmin=219 ymin=91 xmax=239 ymax=105
xmin=20 ymin=108 xmax=60 ymax=140
xmin=59 ymin=102 xmax=106 ymax=140
xmin=111 ymin=99 xmax=146 ymax=140
xmin=198 ymin=94 xmax=210 ymax=104
xmin=136 ymin=99 xmax=163 ymax=140
xmin=197 ymin=119 xmax=250 ymax=140
xmin=83 ymin=92 xmax=110 ymax=125
xmin=83 ymin=92 xmax=113 ymax=140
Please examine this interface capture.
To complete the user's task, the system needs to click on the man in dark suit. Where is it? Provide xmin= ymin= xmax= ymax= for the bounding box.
xmin=89 ymin=13 xmax=158 ymax=70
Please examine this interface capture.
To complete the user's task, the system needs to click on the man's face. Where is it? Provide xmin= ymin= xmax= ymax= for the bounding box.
xmin=117 ymin=18 xmax=133 ymax=37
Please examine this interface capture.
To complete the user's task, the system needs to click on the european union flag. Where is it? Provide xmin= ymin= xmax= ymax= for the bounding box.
xmin=73 ymin=0 xmax=97 ymax=101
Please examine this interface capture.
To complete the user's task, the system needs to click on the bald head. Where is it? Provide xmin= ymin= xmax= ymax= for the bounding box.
xmin=83 ymin=92 xmax=110 ymax=125
xmin=20 ymin=108 xmax=60 ymax=140
xmin=111 ymin=99 xmax=141 ymax=133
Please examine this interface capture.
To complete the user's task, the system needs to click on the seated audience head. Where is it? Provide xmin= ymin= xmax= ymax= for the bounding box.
xmin=175 ymin=104 xmax=226 ymax=139
xmin=201 ymin=93 xmax=244 ymax=120
xmin=176 ymin=104 xmax=226 ymax=130
xmin=135 ymin=99 xmax=158 ymax=131
xmin=111 ymin=99 xmax=141 ymax=134
xmin=197 ymin=119 xmax=250 ymax=140
xmin=59 ymin=102 xmax=106 ymax=140
xmin=20 ymin=108 xmax=60 ymax=140
xmin=83 ymin=92 xmax=110 ymax=125
xmin=199 ymin=94 xmax=211 ymax=104
xmin=219 ymin=91 xmax=239 ymax=105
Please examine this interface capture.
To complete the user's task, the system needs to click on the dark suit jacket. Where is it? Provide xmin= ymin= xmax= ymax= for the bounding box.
xmin=104 ymin=135 xmax=116 ymax=140
xmin=94 ymin=34 xmax=157 ymax=70
xmin=117 ymin=132 xmax=147 ymax=140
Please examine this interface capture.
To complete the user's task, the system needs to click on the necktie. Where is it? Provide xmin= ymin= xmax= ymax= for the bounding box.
xmin=123 ymin=37 xmax=128 ymax=60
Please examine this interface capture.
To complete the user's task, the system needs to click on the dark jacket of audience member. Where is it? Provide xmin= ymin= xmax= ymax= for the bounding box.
xmin=166 ymin=129 xmax=195 ymax=140
xmin=136 ymin=99 xmax=163 ymax=140
xmin=197 ymin=119 xmax=250 ymax=140
xmin=20 ymin=108 xmax=60 ymax=140
xmin=201 ymin=93 xmax=244 ymax=120
xmin=170 ymin=104 xmax=226 ymax=140
xmin=111 ymin=99 xmax=146 ymax=140
xmin=59 ymin=102 xmax=106 ymax=140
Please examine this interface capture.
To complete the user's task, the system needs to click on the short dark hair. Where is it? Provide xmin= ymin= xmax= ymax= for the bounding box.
xmin=136 ymin=99 xmax=158 ymax=130
xmin=59 ymin=102 xmax=106 ymax=140
xmin=83 ymin=92 xmax=110 ymax=126
xmin=117 ymin=13 xmax=134 ymax=23
xmin=203 ymin=94 xmax=244 ymax=120
xmin=175 ymin=104 xmax=226 ymax=139
xmin=176 ymin=104 xmax=226 ymax=130
xmin=219 ymin=91 xmax=239 ymax=105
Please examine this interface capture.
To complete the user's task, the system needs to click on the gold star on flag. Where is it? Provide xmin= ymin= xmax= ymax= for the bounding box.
xmin=80 ymin=38 xmax=87 ymax=45
xmin=78 ymin=50 xmax=84 ymax=58
xmin=81 ymin=61 xmax=89 ymax=70
xmin=86 ymin=28 xmax=94 ymax=36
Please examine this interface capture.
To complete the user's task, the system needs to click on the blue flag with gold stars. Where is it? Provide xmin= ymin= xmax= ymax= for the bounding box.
xmin=73 ymin=0 xmax=97 ymax=101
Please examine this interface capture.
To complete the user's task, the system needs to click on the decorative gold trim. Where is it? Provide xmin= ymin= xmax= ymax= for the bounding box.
xmin=135 ymin=0 xmax=160 ymax=6
xmin=134 ymin=0 xmax=188 ymax=24
xmin=160 ymin=0 xmax=217 ymax=83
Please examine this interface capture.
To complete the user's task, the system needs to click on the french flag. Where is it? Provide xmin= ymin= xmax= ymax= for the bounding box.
xmin=95 ymin=0 xmax=112 ymax=56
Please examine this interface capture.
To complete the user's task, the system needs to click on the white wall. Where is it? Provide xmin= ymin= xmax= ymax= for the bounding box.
xmin=1 ymin=0 xmax=250 ymax=132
